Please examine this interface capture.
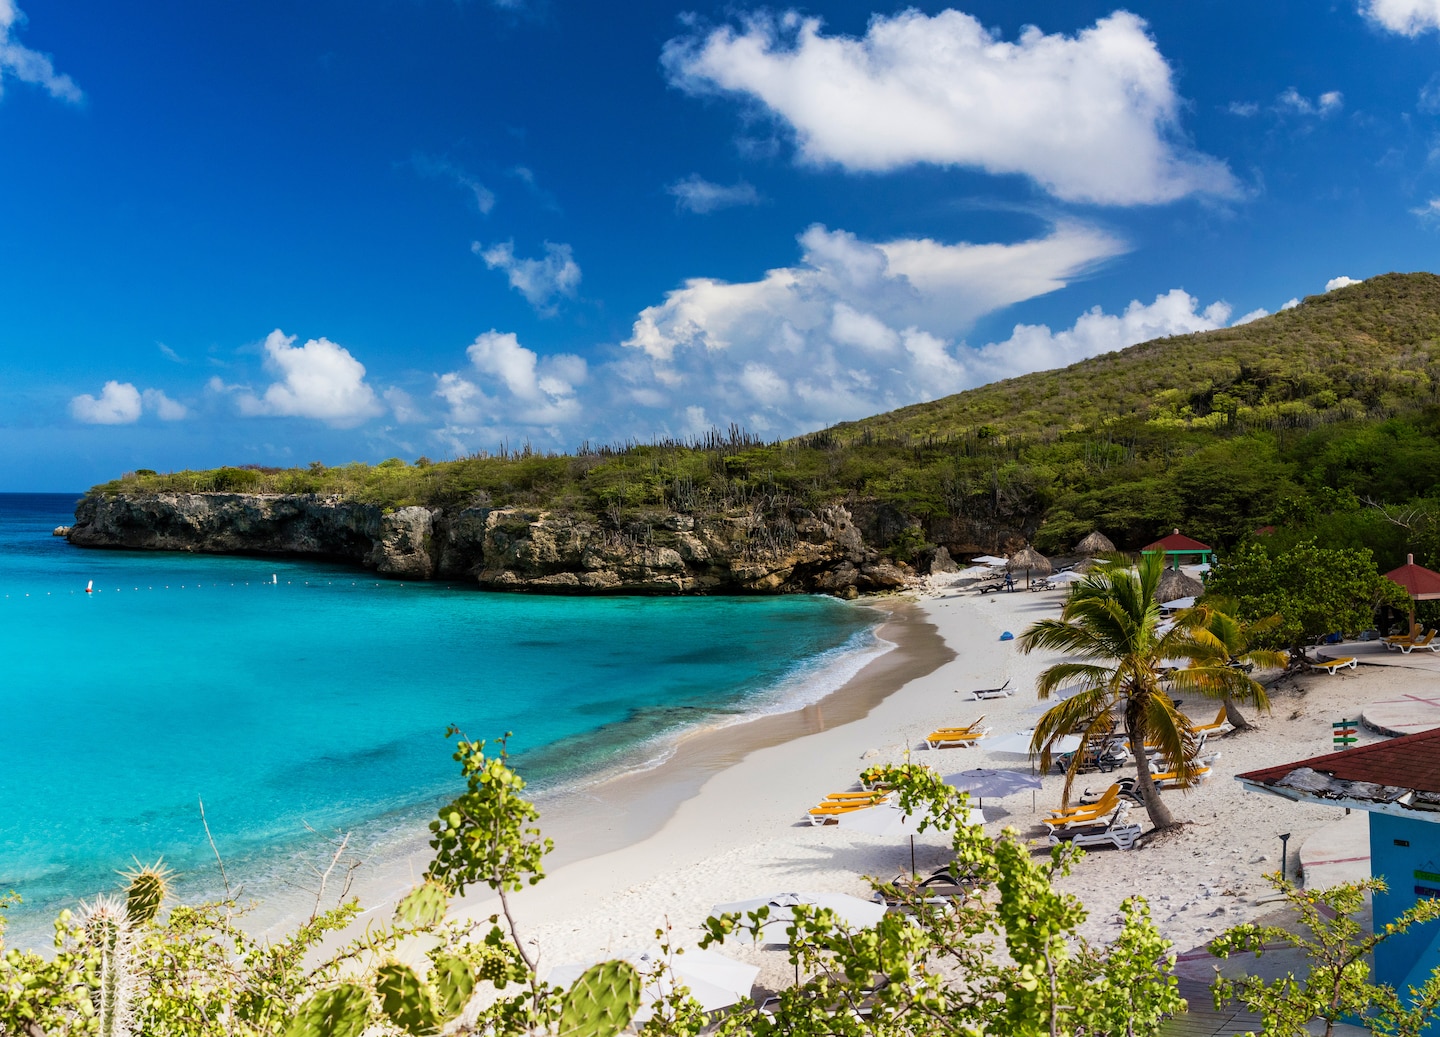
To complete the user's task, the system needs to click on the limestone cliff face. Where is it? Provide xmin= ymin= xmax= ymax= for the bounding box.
xmin=68 ymin=493 xmax=915 ymax=596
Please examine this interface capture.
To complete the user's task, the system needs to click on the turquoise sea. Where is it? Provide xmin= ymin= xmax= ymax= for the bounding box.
xmin=0 ymin=493 xmax=881 ymax=943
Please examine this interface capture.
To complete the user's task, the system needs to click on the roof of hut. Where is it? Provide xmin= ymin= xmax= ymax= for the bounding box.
xmin=1074 ymin=531 xmax=1116 ymax=555
xmin=1155 ymin=567 xmax=1204 ymax=602
xmin=1006 ymin=546 xmax=1054 ymax=575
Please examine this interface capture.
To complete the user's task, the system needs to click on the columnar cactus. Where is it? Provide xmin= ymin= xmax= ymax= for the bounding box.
xmin=558 ymin=960 xmax=642 ymax=1037
xmin=79 ymin=895 xmax=137 ymax=1037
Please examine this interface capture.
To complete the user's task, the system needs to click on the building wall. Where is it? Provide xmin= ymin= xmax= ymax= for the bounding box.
xmin=1370 ymin=812 xmax=1440 ymax=992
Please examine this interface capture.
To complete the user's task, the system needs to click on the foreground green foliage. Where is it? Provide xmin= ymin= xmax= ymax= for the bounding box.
xmin=84 ymin=275 xmax=1440 ymax=570
xmin=1211 ymin=874 xmax=1440 ymax=1037
xmin=1018 ymin=554 xmax=1271 ymax=828
xmin=10 ymin=731 xmax=1440 ymax=1036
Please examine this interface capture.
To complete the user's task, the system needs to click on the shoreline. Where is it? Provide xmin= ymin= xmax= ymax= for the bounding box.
xmin=345 ymin=597 xmax=951 ymax=922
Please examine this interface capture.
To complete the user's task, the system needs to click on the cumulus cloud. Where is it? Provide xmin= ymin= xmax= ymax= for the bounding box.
xmin=667 ymin=175 xmax=763 ymax=213
xmin=663 ymin=9 xmax=1235 ymax=205
xmin=237 ymin=330 xmax=385 ymax=426
xmin=1281 ymin=297 xmax=1301 ymax=310
xmin=0 ymin=0 xmax=81 ymax=104
xmin=476 ymin=240 xmax=581 ymax=312
xmin=70 ymin=382 xmax=186 ymax=424
xmin=1364 ymin=0 xmax=1440 ymax=35
xmin=1326 ymin=275 xmax=1363 ymax=290
xmin=1232 ymin=307 xmax=1269 ymax=326
xmin=614 ymin=221 xmax=1125 ymax=434
xmin=1276 ymin=88 xmax=1344 ymax=117
xmin=435 ymin=330 xmax=587 ymax=430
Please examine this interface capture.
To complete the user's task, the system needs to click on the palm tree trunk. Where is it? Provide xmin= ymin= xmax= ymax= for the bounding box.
xmin=1129 ymin=734 xmax=1176 ymax=830
xmin=1222 ymin=696 xmax=1254 ymax=732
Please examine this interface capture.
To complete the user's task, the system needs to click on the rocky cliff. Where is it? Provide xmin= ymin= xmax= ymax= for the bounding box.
xmin=68 ymin=493 xmax=916 ymax=596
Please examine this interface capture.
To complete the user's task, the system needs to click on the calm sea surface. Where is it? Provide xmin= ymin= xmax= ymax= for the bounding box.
xmin=0 ymin=493 xmax=881 ymax=941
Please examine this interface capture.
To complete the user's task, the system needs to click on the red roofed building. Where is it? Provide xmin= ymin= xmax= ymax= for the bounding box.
xmin=1237 ymin=727 xmax=1440 ymax=999
xmin=1141 ymin=529 xmax=1214 ymax=568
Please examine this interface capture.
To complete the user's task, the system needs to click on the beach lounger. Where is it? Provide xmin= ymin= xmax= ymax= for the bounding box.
xmin=967 ymin=680 xmax=1012 ymax=701
xmin=1151 ymin=765 xmax=1212 ymax=789
xmin=1306 ymin=656 xmax=1358 ymax=675
xmin=1048 ymin=816 xmax=1143 ymax=851
xmin=1190 ymin=707 xmax=1232 ymax=736
xmin=924 ymin=728 xmax=990 ymax=749
xmin=1049 ymin=785 xmax=1121 ymax=819
xmin=805 ymin=799 xmax=885 ymax=825
xmin=1040 ymin=797 xmax=1126 ymax=830
xmin=1383 ymin=629 xmax=1435 ymax=652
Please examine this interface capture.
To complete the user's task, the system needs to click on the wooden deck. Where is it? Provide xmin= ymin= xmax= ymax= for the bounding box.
xmin=1160 ymin=978 xmax=1264 ymax=1037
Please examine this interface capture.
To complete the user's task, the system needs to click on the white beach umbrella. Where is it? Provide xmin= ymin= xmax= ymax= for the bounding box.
xmin=954 ymin=565 xmax=994 ymax=579
xmin=1047 ymin=571 xmax=1086 ymax=585
xmin=944 ymin=768 xmax=1043 ymax=802
xmin=545 ymin=948 xmax=759 ymax=1016
xmin=710 ymin=892 xmax=886 ymax=945
xmin=1160 ymin=596 xmax=1197 ymax=610
xmin=972 ymin=555 xmax=1008 ymax=566
xmin=987 ymin=730 xmax=1081 ymax=755
xmin=835 ymin=803 xmax=983 ymax=873
xmin=1182 ymin=562 xmax=1212 ymax=575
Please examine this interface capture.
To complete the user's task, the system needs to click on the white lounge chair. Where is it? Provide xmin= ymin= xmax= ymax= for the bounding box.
xmin=1049 ymin=818 xmax=1143 ymax=851
xmin=967 ymin=679 xmax=1012 ymax=701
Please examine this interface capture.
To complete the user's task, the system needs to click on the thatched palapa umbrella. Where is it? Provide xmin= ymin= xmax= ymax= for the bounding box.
xmin=1074 ymin=531 xmax=1116 ymax=556
xmin=1156 ymin=567 xmax=1204 ymax=605
xmin=1007 ymin=546 xmax=1052 ymax=589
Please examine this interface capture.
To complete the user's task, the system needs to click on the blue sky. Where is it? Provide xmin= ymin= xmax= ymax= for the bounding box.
xmin=6 ymin=0 xmax=1440 ymax=490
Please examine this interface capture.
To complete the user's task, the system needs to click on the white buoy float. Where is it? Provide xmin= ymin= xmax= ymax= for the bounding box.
xmin=85 ymin=580 xmax=93 ymax=594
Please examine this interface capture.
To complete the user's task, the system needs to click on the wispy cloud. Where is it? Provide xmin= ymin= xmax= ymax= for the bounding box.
xmin=0 ymin=0 xmax=81 ymax=104
xmin=667 ymin=175 xmax=763 ymax=214
xmin=475 ymin=240 xmax=581 ymax=312
xmin=1276 ymin=87 xmax=1344 ymax=117
xmin=411 ymin=153 xmax=496 ymax=214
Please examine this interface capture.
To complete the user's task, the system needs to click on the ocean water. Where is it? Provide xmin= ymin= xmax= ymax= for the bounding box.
xmin=0 ymin=493 xmax=882 ymax=942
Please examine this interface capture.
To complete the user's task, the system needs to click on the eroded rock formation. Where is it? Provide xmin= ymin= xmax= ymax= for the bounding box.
xmin=68 ymin=493 xmax=914 ymax=596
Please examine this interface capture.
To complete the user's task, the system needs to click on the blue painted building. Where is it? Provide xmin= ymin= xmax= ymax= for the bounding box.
xmin=1237 ymin=727 xmax=1440 ymax=998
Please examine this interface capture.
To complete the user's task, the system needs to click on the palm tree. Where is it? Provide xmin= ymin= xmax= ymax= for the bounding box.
xmin=1017 ymin=553 xmax=1272 ymax=831
xmin=1195 ymin=598 xmax=1288 ymax=732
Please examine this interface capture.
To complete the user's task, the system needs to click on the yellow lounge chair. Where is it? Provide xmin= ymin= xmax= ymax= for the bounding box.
xmin=1191 ymin=706 xmax=1231 ymax=736
xmin=924 ymin=727 xmax=991 ymax=749
xmin=1048 ymin=784 xmax=1121 ymax=818
xmin=1307 ymin=656 xmax=1358 ymax=675
xmin=1041 ymin=800 xmax=1126 ymax=830
xmin=1152 ymin=765 xmax=1212 ymax=789
xmin=1383 ymin=629 xmax=1435 ymax=651
xmin=1040 ymin=790 xmax=1123 ymax=828
xmin=822 ymin=791 xmax=889 ymax=802
xmin=1398 ymin=630 xmax=1439 ymax=654
xmin=929 ymin=716 xmax=986 ymax=735
xmin=806 ymin=799 xmax=884 ymax=825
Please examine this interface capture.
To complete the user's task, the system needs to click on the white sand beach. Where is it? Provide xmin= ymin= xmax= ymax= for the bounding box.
xmin=436 ymin=583 xmax=1421 ymax=993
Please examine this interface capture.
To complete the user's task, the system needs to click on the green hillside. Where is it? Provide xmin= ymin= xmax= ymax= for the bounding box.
xmin=93 ymin=273 xmax=1440 ymax=570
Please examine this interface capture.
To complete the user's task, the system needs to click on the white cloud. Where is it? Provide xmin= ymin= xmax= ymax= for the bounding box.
xmin=960 ymin=290 xmax=1232 ymax=388
xmin=663 ymin=9 xmax=1235 ymax=205
xmin=1326 ymin=275 xmax=1362 ymax=290
xmin=1364 ymin=0 xmax=1440 ymax=35
xmin=1277 ymin=88 xmax=1344 ymax=117
xmin=69 ymin=382 xmax=188 ymax=424
xmin=0 ymin=0 xmax=80 ymax=104
xmin=614 ymin=221 xmax=1125 ymax=434
xmin=1412 ymin=198 xmax=1440 ymax=221
xmin=1231 ymin=307 xmax=1269 ymax=326
xmin=667 ymin=175 xmax=763 ymax=213
xmin=435 ymin=330 xmax=588 ymax=430
xmin=70 ymin=381 xmax=142 ymax=424
xmin=1227 ymin=101 xmax=1260 ymax=117
xmin=476 ymin=240 xmax=581 ymax=311
xmin=237 ymin=329 xmax=385 ymax=427
xmin=384 ymin=387 xmax=422 ymax=424
xmin=142 ymin=388 xmax=187 ymax=421
xmin=1281 ymin=297 xmax=1301 ymax=310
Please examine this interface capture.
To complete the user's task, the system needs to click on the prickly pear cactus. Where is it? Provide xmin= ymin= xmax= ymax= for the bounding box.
xmin=120 ymin=859 xmax=173 ymax=925
xmin=431 ymin=954 xmax=476 ymax=1021
xmin=284 ymin=984 xmax=371 ymax=1037
xmin=394 ymin=877 xmax=450 ymax=927
xmin=376 ymin=962 xmax=440 ymax=1035
xmin=558 ymin=960 xmax=642 ymax=1037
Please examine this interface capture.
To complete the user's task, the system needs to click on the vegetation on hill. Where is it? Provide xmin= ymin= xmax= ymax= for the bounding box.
xmin=91 ymin=273 xmax=1440 ymax=572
